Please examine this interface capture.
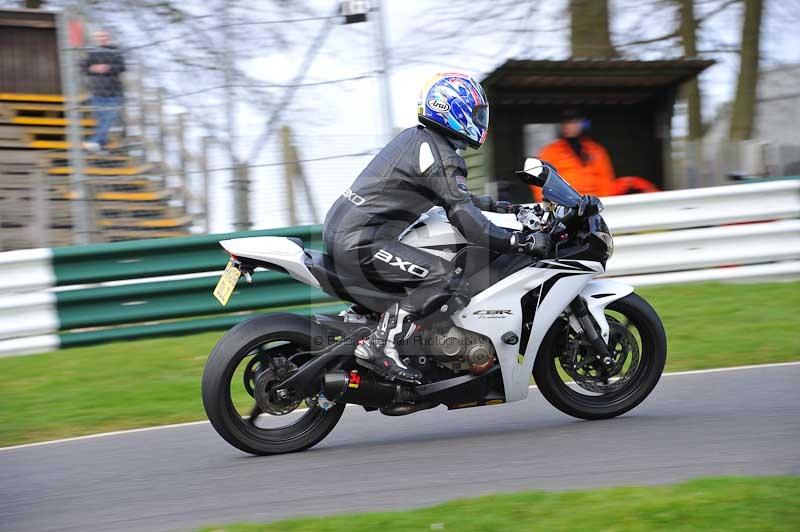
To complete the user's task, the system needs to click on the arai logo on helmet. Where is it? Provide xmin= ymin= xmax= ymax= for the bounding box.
xmin=426 ymin=98 xmax=450 ymax=113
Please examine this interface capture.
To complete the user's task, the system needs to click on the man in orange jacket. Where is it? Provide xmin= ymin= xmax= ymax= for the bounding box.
xmin=532 ymin=109 xmax=616 ymax=201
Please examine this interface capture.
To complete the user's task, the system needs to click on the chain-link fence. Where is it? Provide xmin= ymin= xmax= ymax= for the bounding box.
xmin=2 ymin=1 xmax=798 ymax=251
xmin=0 ymin=1 xmax=387 ymax=250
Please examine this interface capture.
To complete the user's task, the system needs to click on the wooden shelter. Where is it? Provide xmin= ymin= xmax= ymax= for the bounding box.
xmin=0 ymin=9 xmax=61 ymax=94
xmin=470 ymin=59 xmax=713 ymax=201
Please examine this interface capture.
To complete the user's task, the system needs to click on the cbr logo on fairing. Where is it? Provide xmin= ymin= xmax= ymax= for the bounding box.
xmin=473 ymin=310 xmax=512 ymax=318
xmin=374 ymin=249 xmax=430 ymax=278
xmin=342 ymin=188 xmax=365 ymax=206
xmin=427 ymin=98 xmax=450 ymax=113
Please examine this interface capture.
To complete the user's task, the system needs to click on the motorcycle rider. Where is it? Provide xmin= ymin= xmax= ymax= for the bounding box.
xmin=323 ymin=73 xmax=553 ymax=384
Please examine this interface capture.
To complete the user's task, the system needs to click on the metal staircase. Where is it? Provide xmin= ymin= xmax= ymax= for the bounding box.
xmin=0 ymin=92 xmax=191 ymax=250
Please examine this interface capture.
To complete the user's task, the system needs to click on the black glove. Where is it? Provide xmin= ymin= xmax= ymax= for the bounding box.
xmin=493 ymin=200 xmax=514 ymax=214
xmin=471 ymin=195 xmax=516 ymax=214
xmin=510 ymin=231 xmax=553 ymax=257
xmin=471 ymin=194 xmax=495 ymax=211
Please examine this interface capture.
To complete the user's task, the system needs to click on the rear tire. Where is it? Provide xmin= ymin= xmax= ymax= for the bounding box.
xmin=202 ymin=313 xmax=346 ymax=455
xmin=533 ymin=293 xmax=666 ymax=420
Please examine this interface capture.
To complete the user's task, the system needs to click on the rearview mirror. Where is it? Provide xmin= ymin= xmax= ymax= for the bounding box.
xmin=516 ymin=157 xmax=550 ymax=186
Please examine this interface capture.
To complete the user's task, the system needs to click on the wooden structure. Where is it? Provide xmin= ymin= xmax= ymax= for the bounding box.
xmin=0 ymin=9 xmax=61 ymax=94
xmin=0 ymin=8 xmax=192 ymax=250
xmin=471 ymin=59 xmax=713 ymax=202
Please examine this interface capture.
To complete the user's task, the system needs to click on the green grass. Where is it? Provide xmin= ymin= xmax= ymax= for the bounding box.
xmin=198 ymin=477 xmax=800 ymax=532
xmin=0 ymin=281 xmax=798 ymax=447
xmin=641 ymin=282 xmax=800 ymax=370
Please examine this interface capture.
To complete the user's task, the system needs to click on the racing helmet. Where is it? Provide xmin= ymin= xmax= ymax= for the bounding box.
xmin=417 ymin=73 xmax=489 ymax=149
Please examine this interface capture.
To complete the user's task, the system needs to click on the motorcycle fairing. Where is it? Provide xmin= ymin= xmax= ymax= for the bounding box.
xmin=452 ymin=259 xmax=602 ymax=402
xmin=576 ymin=279 xmax=634 ymax=342
xmin=399 ymin=207 xmax=521 ymax=261
xmin=219 ymin=236 xmax=321 ymax=288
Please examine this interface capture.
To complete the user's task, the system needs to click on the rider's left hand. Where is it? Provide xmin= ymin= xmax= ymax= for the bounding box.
xmin=510 ymin=231 xmax=553 ymax=257
xmin=494 ymin=200 xmax=514 ymax=214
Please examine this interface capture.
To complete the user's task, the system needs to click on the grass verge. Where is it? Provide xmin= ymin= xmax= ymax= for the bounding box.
xmin=1 ymin=281 xmax=798 ymax=446
xmin=198 ymin=476 xmax=800 ymax=532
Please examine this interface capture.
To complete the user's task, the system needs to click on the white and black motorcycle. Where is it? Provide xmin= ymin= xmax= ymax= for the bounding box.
xmin=201 ymin=159 xmax=667 ymax=455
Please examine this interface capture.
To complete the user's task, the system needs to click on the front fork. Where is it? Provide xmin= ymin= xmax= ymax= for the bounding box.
xmin=569 ymin=296 xmax=612 ymax=362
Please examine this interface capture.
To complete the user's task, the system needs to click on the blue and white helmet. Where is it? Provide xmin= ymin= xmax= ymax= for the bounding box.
xmin=417 ymin=72 xmax=489 ymax=149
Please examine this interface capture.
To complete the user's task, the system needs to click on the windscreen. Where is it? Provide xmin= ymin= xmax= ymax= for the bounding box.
xmin=541 ymin=172 xmax=582 ymax=208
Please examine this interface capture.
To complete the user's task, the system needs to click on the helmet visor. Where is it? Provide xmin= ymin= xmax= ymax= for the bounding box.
xmin=474 ymin=105 xmax=489 ymax=129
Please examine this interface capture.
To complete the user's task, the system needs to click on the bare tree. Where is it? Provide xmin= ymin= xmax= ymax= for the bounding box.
xmin=570 ymin=0 xmax=617 ymax=58
xmin=678 ymin=0 xmax=703 ymax=140
xmin=729 ymin=0 xmax=763 ymax=141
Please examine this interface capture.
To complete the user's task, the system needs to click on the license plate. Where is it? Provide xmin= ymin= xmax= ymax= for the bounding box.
xmin=213 ymin=261 xmax=242 ymax=306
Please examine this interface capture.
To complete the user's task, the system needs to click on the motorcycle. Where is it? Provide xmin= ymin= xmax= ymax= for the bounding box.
xmin=201 ymin=158 xmax=667 ymax=455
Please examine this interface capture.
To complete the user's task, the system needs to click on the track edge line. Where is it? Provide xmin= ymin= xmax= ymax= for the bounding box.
xmin=2 ymin=360 xmax=799 ymax=452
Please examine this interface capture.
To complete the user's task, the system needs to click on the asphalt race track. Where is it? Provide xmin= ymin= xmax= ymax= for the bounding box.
xmin=2 ymin=363 xmax=799 ymax=532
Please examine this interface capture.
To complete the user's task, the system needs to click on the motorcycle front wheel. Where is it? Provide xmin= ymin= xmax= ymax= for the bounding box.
xmin=201 ymin=313 xmax=346 ymax=455
xmin=533 ymin=293 xmax=667 ymax=420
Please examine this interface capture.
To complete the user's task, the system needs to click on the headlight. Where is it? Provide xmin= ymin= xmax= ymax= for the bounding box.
xmin=596 ymin=231 xmax=614 ymax=259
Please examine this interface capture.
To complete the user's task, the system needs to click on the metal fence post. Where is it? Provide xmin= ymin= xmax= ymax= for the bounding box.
xmin=374 ymin=0 xmax=394 ymax=141
xmin=201 ymin=136 xmax=211 ymax=233
xmin=134 ymin=62 xmax=148 ymax=161
xmin=57 ymin=5 xmax=91 ymax=244
xmin=176 ymin=112 xmax=189 ymax=209
xmin=155 ymin=87 xmax=167 ymax=181
xmin=233 ymin=163 xmax=251 ymax=229
xmin=280 ymin=125 xmax=297 ymax=226
xmin=31 ymin=167 xmax=50 ymax=248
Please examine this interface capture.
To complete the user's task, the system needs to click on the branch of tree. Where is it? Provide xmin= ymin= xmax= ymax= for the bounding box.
xmin=696 ymin=0 xmax=741 ymax=26
xmin=617 ymin=30 xmax=680 ymax=47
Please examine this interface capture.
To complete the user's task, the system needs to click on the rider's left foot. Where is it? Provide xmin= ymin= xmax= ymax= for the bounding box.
xmin=353 ymin=303 xmax=422 ymax=384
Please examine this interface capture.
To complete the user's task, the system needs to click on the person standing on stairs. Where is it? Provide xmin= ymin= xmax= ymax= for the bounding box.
xmin=82 ymin=30 xmax=126 ymax=153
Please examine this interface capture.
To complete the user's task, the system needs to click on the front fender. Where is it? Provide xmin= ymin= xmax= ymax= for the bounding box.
xmin=574 ymin=279 xmax=634 ymax=342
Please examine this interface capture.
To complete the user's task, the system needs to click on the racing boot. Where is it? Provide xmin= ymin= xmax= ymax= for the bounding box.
xmin=354 ymin=303 xmax=423 ymax=384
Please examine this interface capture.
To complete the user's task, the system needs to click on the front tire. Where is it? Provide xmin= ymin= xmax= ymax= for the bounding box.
xmin=533 ymin=293 xmax=667 ymax=420
xmin=202 ymin=313 xmax=346 ymax=455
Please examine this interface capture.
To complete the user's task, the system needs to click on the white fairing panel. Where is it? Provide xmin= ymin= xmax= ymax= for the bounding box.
xmin=399 ymin=208 xmax=466 ymax=261
xmin=398 ymin=207 xmax=522 ymax=260
xmin=483 ymin=211 xmax=522 ymax=231
xmin=577 ymin=279 xmax=634 ymax=342
xmin=399 ymin=207 xmax=522 ymax=261
xmin=219 ymin=236 xmax=321 ymax=288
xmin=452 ymin=261 xmax=601 ymax=402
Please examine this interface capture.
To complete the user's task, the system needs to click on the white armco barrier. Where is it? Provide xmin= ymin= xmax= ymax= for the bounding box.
xmin=601 ymin=180 xmax=800 ymax=234
xmin=607 ymin=219 xmax=800 ymax=276
xmin=0 ymin=179 xmax=797 ymax=358
xmin=613 ymin=260 xmax=800 ymax=287
xmin=0 ymin=292 xmax=59 ymax=341
xmin=598 ymin=179 xmax=800 ymax=284
xmin=0 ymin=248 xmax=55 ymax=294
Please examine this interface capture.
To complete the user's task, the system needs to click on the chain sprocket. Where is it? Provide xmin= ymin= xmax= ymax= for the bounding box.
xmin=252 ymin=357 xmax=303 ymax=415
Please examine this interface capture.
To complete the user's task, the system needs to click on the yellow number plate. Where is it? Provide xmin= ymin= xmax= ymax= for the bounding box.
xmin=213 ymin=261 xmax=242 ymax=306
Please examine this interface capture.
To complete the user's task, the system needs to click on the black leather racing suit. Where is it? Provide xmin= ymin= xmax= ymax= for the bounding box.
xmin=323 ymin=125 xmax=513 ymax=315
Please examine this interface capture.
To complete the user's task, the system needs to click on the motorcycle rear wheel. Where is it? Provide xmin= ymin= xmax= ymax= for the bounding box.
xmin=201 ymin=313 xmax=345 ymax=455
xmin=533 ymin=293 xmax=666 ymax=420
